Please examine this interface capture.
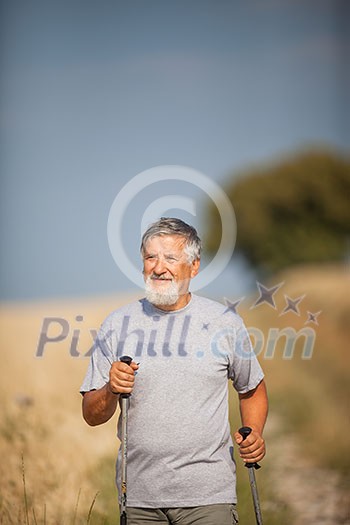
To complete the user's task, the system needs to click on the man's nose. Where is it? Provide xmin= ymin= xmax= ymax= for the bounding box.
xmin=153 ymin=257 xmax=167 ymax=274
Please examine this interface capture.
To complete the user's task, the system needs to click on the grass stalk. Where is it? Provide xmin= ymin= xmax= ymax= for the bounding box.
xmin=72 ymin=488 xmax=81 ymax=525
xmin=86 ymin=492 xmax=99 ymax=524
xmin=22 ymin=454 xmax=30 ymax=525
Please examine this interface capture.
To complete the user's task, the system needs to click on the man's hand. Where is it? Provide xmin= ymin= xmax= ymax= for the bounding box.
xmin=82 ymin=360 xmax=139 ymax=426
xmin=234 ymin=428 xmax=266 ymax=464
xmin=108 ymin=360 xmax=139 ymax=395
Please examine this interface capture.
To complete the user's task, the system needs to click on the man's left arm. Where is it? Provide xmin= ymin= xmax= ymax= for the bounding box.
xmin=234 ymin=379 xmax=268 ymax=463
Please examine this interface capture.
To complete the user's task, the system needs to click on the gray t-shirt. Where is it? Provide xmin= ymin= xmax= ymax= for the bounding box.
xmin=80 ymin=294 xmax=264 ymax=507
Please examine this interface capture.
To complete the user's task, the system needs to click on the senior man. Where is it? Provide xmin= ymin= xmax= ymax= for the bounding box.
xmin=81 ymin=217 xmax=268 ymax=525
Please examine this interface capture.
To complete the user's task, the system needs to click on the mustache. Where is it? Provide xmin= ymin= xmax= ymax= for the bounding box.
xmin=149 ymin=274 xmax=173 ymax=281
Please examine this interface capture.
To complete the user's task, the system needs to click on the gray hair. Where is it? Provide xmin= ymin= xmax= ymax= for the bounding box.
xmin=140 ymin=217 xmax=202 ymax=263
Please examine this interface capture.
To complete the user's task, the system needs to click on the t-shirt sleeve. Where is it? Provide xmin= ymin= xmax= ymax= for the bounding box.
xmin=80 ymin=323 xmax=116 ymax=394
xmin=228 ymin=320 xmax=264 ymax=394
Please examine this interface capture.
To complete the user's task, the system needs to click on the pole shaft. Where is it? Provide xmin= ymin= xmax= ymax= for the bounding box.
xmin=120 ymin=396 xmax=128 ymax=523
xmin=248 ymin=468 xmax=263 ymax=525
xmin=119 ymin=355 xmax=132 ymax=525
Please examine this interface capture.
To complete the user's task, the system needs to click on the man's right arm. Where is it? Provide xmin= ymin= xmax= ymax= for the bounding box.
xmin=82 ymin=360 xmax=139 ymax=426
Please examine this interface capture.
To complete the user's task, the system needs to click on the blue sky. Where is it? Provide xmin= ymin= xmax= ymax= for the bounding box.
xmin=1 ymin=0 xmax=348 ymax=301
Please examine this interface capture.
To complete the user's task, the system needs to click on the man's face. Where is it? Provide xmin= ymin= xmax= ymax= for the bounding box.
xmin=142 ymin=234 xmax=200 ymax=310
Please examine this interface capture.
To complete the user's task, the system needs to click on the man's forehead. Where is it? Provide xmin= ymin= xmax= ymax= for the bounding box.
xmin=144 ymin=234 xmax=187 ymax=251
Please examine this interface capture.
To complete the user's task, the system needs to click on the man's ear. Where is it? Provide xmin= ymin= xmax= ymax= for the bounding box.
xmin=190 ymin=258 xmax=200 ymax=278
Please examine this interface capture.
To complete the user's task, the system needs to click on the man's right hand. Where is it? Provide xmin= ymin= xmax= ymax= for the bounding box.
xmin=108 ymin=360 xmax=139 ymax=395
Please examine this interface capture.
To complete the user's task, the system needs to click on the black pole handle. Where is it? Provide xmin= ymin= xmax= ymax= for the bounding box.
xmin=119 ymin=355 xmax=133 ymax=398
xmin=238 ymin=426 xmax=261 ymax=470
xmin=120 ymin=355 xmax=133 ymax=366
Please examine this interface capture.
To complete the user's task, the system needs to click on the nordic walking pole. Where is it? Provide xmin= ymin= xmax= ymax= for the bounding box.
xmin=119 ymin=355 xmax=133 ymax=525
xmin=238 ymin=426 xmax=264 ymax=525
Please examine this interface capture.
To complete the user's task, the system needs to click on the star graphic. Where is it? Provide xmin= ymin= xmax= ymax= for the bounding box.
xmin=280 ymin=294 xmax=305 ymax=316
xmin=305 ymin=311 xmax=322 ymax=325
xmin=251 ymin=281 xmax=284 ymax=310
xmin=202 ymin=323 xmax=210 ymax=330
xmin=223 ymin=296 xmax=245 ymax=315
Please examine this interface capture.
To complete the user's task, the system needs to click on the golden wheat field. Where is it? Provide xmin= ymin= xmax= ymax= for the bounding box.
xmin=0 ymin=265 xmax=349 ymax=525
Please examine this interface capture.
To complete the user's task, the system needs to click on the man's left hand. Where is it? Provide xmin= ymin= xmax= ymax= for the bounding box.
xmin=233 ymin=429 xmax=266 ymax=464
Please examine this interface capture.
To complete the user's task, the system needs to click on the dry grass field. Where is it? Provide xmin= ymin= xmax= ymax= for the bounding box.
xmin=0 ymin=293 xmax=141 ymax=524
xmin=0 ymin=264 xmax=349 ymax=524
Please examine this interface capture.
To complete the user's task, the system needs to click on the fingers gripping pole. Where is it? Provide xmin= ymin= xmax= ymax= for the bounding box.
xmin=238 ymin=426 xmax=261 ymax=470
xmin=120 ymin=356 xmax=132 ymax=525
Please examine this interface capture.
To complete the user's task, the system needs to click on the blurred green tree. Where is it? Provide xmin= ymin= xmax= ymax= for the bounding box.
xmin=206 ymin=148 xmax=350 ymax=272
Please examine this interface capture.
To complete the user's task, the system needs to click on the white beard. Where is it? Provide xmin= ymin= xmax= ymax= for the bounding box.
xmin=144 ymin=276 xmax=180 ymax=306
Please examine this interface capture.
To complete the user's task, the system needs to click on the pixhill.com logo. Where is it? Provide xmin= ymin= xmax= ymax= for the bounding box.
xmin=36 ymin=281 xmax=320 ymax=360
